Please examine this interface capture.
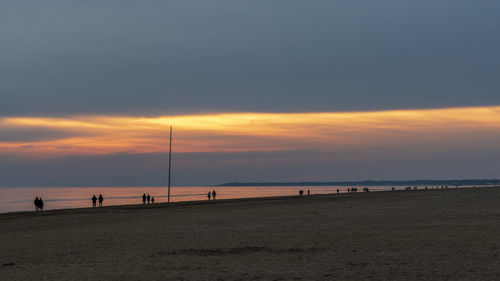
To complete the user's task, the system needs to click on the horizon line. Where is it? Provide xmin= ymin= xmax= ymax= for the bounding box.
xmin=2 ymin=178 xmax=500 ymax=188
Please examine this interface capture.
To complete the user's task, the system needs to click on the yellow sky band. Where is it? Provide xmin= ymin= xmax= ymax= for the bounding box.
xmin=1 ymin=106 xmax=500 ymax=156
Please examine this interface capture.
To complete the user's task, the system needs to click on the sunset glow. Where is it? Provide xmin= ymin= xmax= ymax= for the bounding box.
xmin=2 ymin=106 xmax=500 ymax=157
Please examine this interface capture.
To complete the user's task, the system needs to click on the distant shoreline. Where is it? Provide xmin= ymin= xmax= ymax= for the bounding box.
xmin=217 ymin=179 xmax=500 ymax=187
xmin=3 ymin=179 xmax=500 ymax=189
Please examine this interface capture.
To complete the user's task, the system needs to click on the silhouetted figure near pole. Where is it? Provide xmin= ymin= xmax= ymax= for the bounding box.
xmin=207 ymin=192 xmax=211 ymax=200
xmin=39 ymin=198 xmax=44 ymax=211
xmin=151 ymin=197 xmax=155 ymax=204
xmin=142 ymin=193 xmax=146 ymax=204
xmin=212 ymin=190 xmax=216 ymax=200
xmin=98 ymin=194 xmax=103 ymax=207
xmin=147 ymin=194 xmax=151 ymax=204
xmin=92 ymin=194 xmax=97 ymax=208
xmin=34 ymin=197 xmax=39 ymax=211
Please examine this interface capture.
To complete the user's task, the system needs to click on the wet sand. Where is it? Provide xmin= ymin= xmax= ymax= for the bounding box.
xmin=1 ymin=187 xmax=499 ymax=280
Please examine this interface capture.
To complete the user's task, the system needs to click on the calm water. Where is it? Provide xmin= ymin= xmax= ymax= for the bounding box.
xmin=0 ymin=185 xmax=468 ymax=213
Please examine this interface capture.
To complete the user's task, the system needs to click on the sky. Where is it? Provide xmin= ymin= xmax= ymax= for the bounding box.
xmin=1 ymin=1 xmax=500 ymax=186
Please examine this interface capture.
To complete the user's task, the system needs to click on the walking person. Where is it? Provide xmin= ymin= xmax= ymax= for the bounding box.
xmin=91 ymin=194 xmax=97 ymax=208
xmin=151 ymin=197 xmax=155 ymax=204
xmin=207 ymin=191 xmax=211 ymax=200
xmin=98 ymin=194 xmax=103 ymax=207
xmin=142 ymin=193 xmax=146 ymax=204
xmin=147 ymin=194 xmax=151 ymax=204
xmin=39 ymin=198 xmax=44 ymax=211
xmin=34 ymin=197 xmax=39 ymax=211
xmin=212 ymin=190 xmax=216 ymax=200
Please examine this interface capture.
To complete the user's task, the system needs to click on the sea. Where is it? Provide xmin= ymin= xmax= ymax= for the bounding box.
xmin=0 ymin=185 xmax=475 ymax=213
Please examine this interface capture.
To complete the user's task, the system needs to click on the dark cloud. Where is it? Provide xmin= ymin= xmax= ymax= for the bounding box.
xmin=0 ymin=127 xmax=86 ymax=142
xmin=1 ymin=147 xmax=500 ymax=187
xmin=1 ymin=0 xmax=500 ymax=117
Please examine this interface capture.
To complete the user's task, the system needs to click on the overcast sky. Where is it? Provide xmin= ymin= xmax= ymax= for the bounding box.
xmin=1 ymin=1 xmax=500 ymax=186
xmin=1 ymin=0 xmax=500 ymax=116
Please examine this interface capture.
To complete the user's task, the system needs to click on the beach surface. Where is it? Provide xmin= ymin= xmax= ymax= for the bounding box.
xmin=1 ymin=188 xmax=499 ymax=280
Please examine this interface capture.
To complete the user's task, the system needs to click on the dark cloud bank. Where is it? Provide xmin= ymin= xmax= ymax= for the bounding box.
xmin=1 ymin=0 xmax=500 ymax=117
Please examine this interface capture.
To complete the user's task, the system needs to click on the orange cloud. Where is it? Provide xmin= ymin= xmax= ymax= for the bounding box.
xmin=1 ymin=106 xmax=500 ymax=157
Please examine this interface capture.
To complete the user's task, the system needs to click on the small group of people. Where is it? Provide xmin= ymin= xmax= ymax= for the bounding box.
xmin=91 ymin=194 xmax=104 ymax=208
xmin=298 ymin=189 xmax=310 ymax=195
xmin=34 ymin=197 xmax=44 ymax=211
xmin=207 ymin=190 xmax=216 ymax=200
xmin=347 ymin=187 xmax=358 ymax=192
xmin=142 ymin=193 xmax=155 ymax=204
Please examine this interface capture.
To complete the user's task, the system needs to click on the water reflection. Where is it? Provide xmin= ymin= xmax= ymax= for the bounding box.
xmin=0 ymin=185 xmax=465 ymax=213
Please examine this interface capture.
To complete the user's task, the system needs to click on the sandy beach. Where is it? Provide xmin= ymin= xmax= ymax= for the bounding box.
xmin=1 ymin=187 xmax=499 ymax=280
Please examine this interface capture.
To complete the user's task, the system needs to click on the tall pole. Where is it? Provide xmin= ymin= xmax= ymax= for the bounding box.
xmin=168 ymin=126 xmax=172 ymax=203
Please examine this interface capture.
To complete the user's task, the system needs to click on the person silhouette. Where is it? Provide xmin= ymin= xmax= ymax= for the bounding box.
xmin=39 ymin=198 xmax=44 ymax=211
xmin=212 ymin=190 xmax=216 ymax=200
xmin=91 ymin=194 xmax=97 ymax=208
xmin=151 ymin=197 xmax=155 ymax=204
xmin=207 ymin=191 xmax=211 ymax=200
xmin=98 ymin=194 xmax=103 ymax=207
xmin=34 ymin=197 xmax=39 ymax=211
xmin=142 ymin=193 xmax=146 ymax=204
xmin=147 ymin=194 xmax=151 ymax=204
xmin=307 ymin=189 xmax=310 ymax=195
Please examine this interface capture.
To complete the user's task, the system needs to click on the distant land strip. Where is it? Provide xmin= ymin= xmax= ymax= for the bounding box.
xmin=217 ymin=179 xmax=500 ymax=187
